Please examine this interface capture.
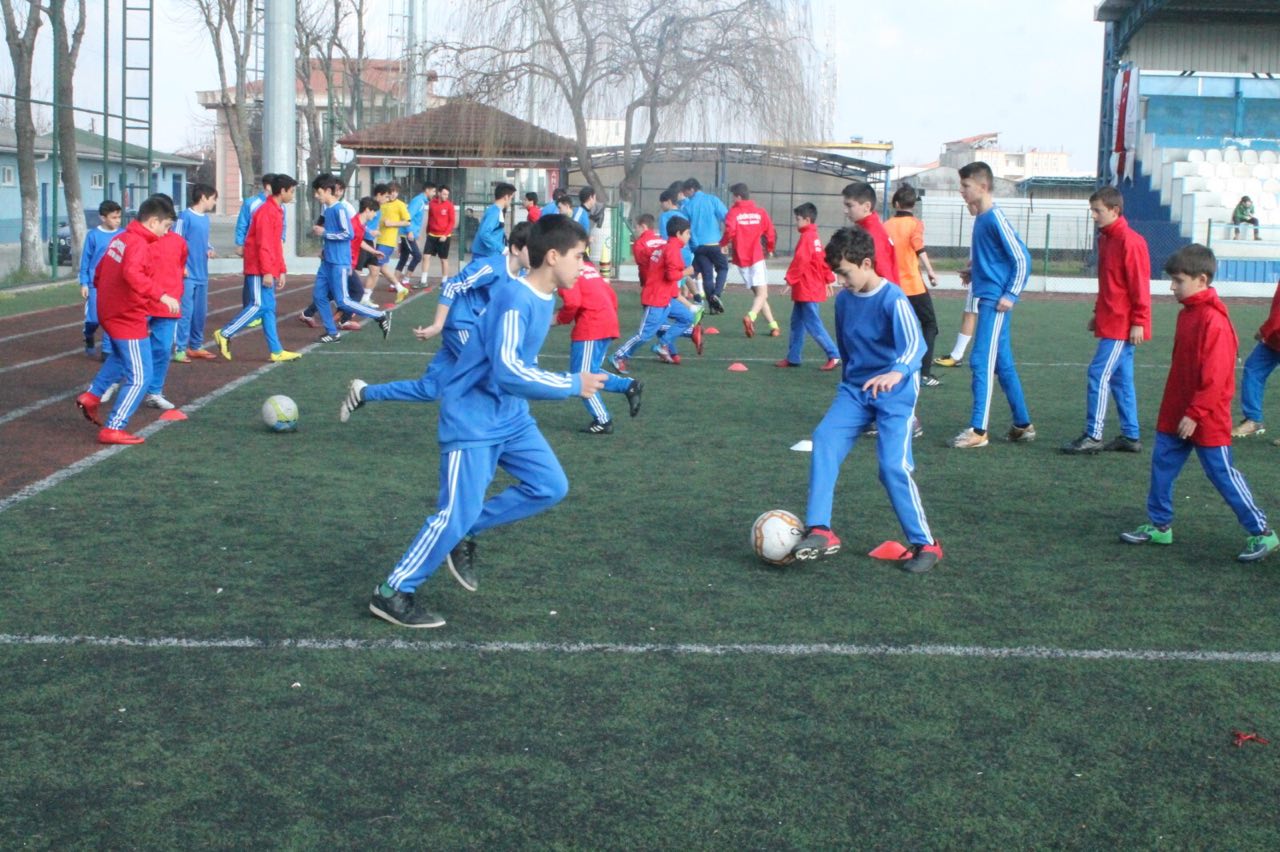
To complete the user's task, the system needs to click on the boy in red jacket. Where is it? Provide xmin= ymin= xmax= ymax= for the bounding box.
xmin=557 ymin=260 xmax=643 ymax=433
xmin=630 ymin=214 xmax=665 ymax=292
xmin=610 ymin=217 xmax=697 ymax=372
xmin=1062 ymin=186 xmax=1151 ymax=454
xmin=1121 ymin=244 xmax=1278 ymax=562
xmin=75 ymin=196 xmax=182 ymax=444
xmin=1231 ymin=280 xmax=1280 ymax=439
xmin=143 ymin=196 xmax=189 ymax=412
xmin=214 ymin=174 xmax=302 ymax=362
xmin=841 ymin=181 xmax=897 ymax=281
xmin=777 ymin=203 xmax=839 ymax=370
xmin=721 ymin=182 xmax=779 ymax=338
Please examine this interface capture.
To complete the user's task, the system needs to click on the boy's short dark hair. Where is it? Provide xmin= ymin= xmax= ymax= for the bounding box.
xmin=681 ymin=178 xmax=701 ymax=193
xmin=422 ymin=182 xmax=435 ymax=192
xmin=1164 ymin=243 xmax=1216 ymax=282
xmin=189 ymin=183 xmax=217 ymax=205
xmin=665 ymin=215 xmax=690 ymax=238
xmin=958 ymin=161 xmax=994 ymax=187
xmin=637 ymin=213 xmax=655 ymax=228
xmin=98 ymin=200 xmax=122 ymax=216
xmin=842 ymin=181 xmax=876 ymax=205
xmin=509 ymin=220 xmax=534 ymax=251
xmin=387 ymin=181 xmax=401 ymax=193
xmin=729 ymin=182 xmax=750 ymax=200
xmin=314 ymin=175 xmax=340 ymax=193
xmin=1089 ymin=186 xmax=1124 ymax=212
xmin=824 ymin=226 xmax=876 ymax=272
xmin=372 ymin=182 xmax=390 ymax=196
xmin=358 ymin=196 xmax=379 ymax=213
xmin=527 ymin=214 xmax=588 ymax=268
xmin=658 ymin=189 xmax=676 ymax=204
xmin=268 ymin=174 xmax=297 ymax=195
xmin=494 ymin=182 xmax=517 ymax=200
xmin=525 ymin=191 xmax=539 ymax=203
xmin=891 ymin=185 xmax=918 ymax=209
xmin=138 ymin=195 xmax=176 ymax=222
xmin=437 ymin=185 xmax=450 ymax=195
xmin=552 ymin=188 xmax=569 ymax=203
xmin=310 ymin=172 xmax=333 ymax=191
xmin=578 ymin=186 xmax=596 ymax=204
xmin=334 ymin=177 xmax=346 ymax=190
xmin=260 ymin=173 xmax=277 ymax=187
xmin=793 ymin=202 xmax=817 ymax=222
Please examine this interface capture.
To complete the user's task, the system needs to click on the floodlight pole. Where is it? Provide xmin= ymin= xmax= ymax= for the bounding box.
xmin=263 ymin=0 xmax=298 ymax=263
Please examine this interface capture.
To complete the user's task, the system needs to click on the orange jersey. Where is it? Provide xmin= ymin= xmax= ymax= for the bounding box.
xmin=883 ymin=213 xmax=927 ymax=296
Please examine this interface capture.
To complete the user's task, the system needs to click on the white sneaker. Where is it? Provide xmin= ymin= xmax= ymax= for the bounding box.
xmin=100 ymin=382 xmax=120 ymax=404
xmin=144 ymin=393 xmax=175 ymax=411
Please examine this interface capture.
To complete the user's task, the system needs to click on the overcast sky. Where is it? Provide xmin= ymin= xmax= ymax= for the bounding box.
xmin=15 ymin=0 xmax=1105 ymax=172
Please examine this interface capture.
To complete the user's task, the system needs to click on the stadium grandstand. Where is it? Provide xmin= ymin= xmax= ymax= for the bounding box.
xmin=1096 ymin=0 xmax=1280 ymax=280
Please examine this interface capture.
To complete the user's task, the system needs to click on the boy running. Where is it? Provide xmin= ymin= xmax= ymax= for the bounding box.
xmin=721 ymin=182 xmax=779 ymax=338
xmin=1232 ymin=280 xmax=1280 ymax=441
xmin=310 ymin=176 xmax=392 ymax=344
xmin=610 ymin=216 xmax=698 ymax=372
xmin=557 ymin=259 xmax=643 ymax=433
xmin=776 ymin=202 xmax=839 ymax=371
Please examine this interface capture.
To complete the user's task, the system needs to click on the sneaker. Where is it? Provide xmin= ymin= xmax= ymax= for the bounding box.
xmin=360 ymin=296 xmax=377 ymax=308
xmin=98 ymin=427 xmax=144 ymax=445
xmin=692 ymin=323 xmax=704 ymax=355
xmin=775 ymin=359 xmax=800 ymax=368
xmin=1232 ymin=418 xmax=1266 ymax=438
xmin=692 ymin=304 xmax=705 ymax=326
xmin=446 ymin=538 xmax=478 ymax=592
xmin=270 ymin=350 xmax=302 ymax=363
xmin=368 ymin=585 xmax=445 ymax=628
xmin=912 ymin=417 xmax=924 ymax=439
xmin=1103 ymin=435 xmax=1143 ymax=453
xmin=863 ymin=422 xmax=879 ymax=437
xmin=75 ymin=391 xmax=102 ymax=426
xmin=669 ymin=354 xmax=682 ymax=365
xmin=247 ymin=318 xmax=263 ymax=329
xmin=769 ymin=327 xmax=780 ymax=337
xmin=820 ymin=357 xmax=840 ymax=371
xmin=1008 ymin=423 xmax=1036 ymax=443
xmin=100 ymin=382 xmax=120 ymax=404
xmin=171 ymin=349 xmax=190 ymax=364
xmin=708 ymin=294 xmax=725 ymax=314
xmin=395 ymin=286 xmax=409 ymax=304
xmin=340 ymin=379 xmax=367 ymax=423
xmin=340 ymin=320 xmax=363 ymax=332
xmin=84 ymin=346 xmax=96 ymax=359
xmin=1061 ymin=434 xmax=1105 ymax=455
xmin=610 ymin=353 xmax=630 ymax=375
xmin=144 ymin=393 xmax=175 ymax=411
xmin=298 ymin=313 xmax=319 ymax=328
xmin=921 ymin=375 xmax=941 ymax=387
xmin=655 ymin=345 xmax=675 ymax=364
xmin=934 ymin=355 xmax=963 ymax=368
xmin=625 ymin=379 xmax=643 ymax=417
xmin=902 ymin=541 xmax=944 ymax=574
xmin=792 ymin=527 xmax=842 ymax=561
xmin=951 ymin=427 xmax=989 ymax=449
xmin=319 ymin=333 xmax=342 ymax=343
xmin=1238 ymin=529 xmax=1280 ymax=563
xmin=743 ymin=315 xmax=755 ymax=338
xmin=214 ymin=329 xmax=232 ymax=360
xmin=582 ymin=418 xmax=614 ymax=434
xmin=186 ymin=348 xmax=216 ymax=360
xmin=377 ymin=312 xmax=392 ymax=339
xmin=1119 ymin=523 xmax=1173 ymax=545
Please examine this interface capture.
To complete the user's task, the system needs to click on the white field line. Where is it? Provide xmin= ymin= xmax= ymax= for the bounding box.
xmin=0 ymin=388 xmax=82 ymax=427
xmin=2 ymin=633 xmax=1280 ymax=664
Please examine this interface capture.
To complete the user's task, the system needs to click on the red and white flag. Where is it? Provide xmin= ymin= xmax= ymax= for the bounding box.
xmin=1111 ymin=63 xmax=1140 ymax=186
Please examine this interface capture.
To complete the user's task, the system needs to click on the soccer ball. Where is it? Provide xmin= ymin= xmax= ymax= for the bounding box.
xmin=262 ymin=395 xmax=299 ymax=432
xmin=751 ymin=509 xmax=804 ymax=566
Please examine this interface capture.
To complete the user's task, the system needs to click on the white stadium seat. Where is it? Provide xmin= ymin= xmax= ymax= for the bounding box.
xmin=1187 ymin=149 xmax=1206 ymax=163
xmin=1243 ymin=150 xmax=1260 ymax=165
xmin=1206 ymin=149 xmax=1224 ymax=164
xmin=1225 ymin=148 xmax=1242 ymax=163
xmin=1263 ymin=151 xmax=1279 ymax=164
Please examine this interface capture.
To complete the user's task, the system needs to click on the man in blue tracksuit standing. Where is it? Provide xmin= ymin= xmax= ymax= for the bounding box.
xmin=470 ymin=181 xmax=516 ymax=259
xmin=680 ymin=177 xmax=729 ymax=313
xmin=368 ymin=214 xmax=607 ymax=628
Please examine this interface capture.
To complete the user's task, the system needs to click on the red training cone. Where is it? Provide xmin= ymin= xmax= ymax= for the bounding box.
xmin=158 ymin=409 xmax=188 ymax=421
xmin=704 ymin=327 xmax=720 ymax=335
xmin=727 ymin=362 xmax=749 ymax=372
xmin=868 ymin=540 xmax=911 ymax=560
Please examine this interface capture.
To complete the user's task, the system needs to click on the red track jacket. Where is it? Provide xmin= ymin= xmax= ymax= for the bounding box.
xmin=643 ymin=238 xmax=687 ymax=307
xmin=427 ymin=199 xmax=457 ymax=236
xmin=631 ymin=229 xmax=665 ymax=288
xmin=720 ymin=200 xmax=776 ymax=267
xmin=854 ymin=211 xmax=898 ymax=282
xmin=1256 ymin=281 xmax=1280 ymax=351
xmin=96 ymin=220 xmax=165 ymax=339
xmin=244 ymin=198 xmax=286 ymax=277
xmin=1094 ymin=216 xmax=1152 ymax=341
xmin=557 ymin=262 xmax=620 ymax=341
xmin=149 ymin=231 xmax=188 ymax=316
xmin=1157 ymin=287 xmax=1237 ymax=446
xmin=785 ymin=223 xmax=834 ymax=302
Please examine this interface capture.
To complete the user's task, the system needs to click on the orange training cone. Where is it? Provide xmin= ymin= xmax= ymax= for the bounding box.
xmin=727 ymin=362 xmax=749 ymax=372
xmin=158 ymin=409 xmax=188 ymax=421
xmin=704 ymin=327 xmax=720 ymax=335
xmin=868 ymin=541 xmax=911 ymax=560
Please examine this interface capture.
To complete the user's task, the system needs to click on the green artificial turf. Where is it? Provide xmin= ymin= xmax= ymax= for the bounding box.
xmin=0 ymin=282 xmax=82 ymax=317
xmin=4 ymin=290 xmax=1280 ymax=847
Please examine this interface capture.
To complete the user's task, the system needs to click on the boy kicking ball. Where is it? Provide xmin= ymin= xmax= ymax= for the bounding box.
xmin=790 ymin=227 xmax=943 ymax=574
xmin=1120 ymin=244 xmax=1278 ymax=562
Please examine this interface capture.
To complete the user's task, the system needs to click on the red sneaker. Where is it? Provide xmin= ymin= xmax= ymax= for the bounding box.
xmin=903 ymin=541 xmax=943 ymax=574
xmin=670 ymin=354 xmax=682 ymax=365
xmin=98 ymin=427 xmax=144 ymax=445
xmin=792 ymin=527 xmax=842 ymax=561
xmin=655 ymin=345 xmax=675 ymax=364
xmin=75 ymin=392 xmax=102 ymax=426
xmin=775 ymin=359 xmax=799 ymax=368
xmin=769 ymin=327 xmax=780 ymax=337
xmin=340 ymin=320 xmax=362 ymax=331
xmin=742 ymin=315 xmax=755 ymax=338
xmin=691 ymin=324 xmax=705 ymax=355
xmin=298 ymin=313 xmax=318 ymax=328
xmin=820 ymin=357 xmax=841 ymax=371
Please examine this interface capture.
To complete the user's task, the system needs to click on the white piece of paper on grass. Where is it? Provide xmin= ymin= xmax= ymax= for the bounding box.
xmin=790 ymin=440 xmax=812 ymax=452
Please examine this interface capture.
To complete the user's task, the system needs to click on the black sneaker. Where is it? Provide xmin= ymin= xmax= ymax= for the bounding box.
xmin=446 ymin=538 xmax=477 ymax=592
xmin=368 ymin=585 xmax=445 ymax=628
xmin=792 ymin=528 xmax=841 ymax=561
xmin=1061 ymin=434 xmax=1105 ymax=455
xmin=902 ymin=542 xmax=943 ymax=574
xmin=582 ymin=419 xmax=614 ymax=434
xmin=1103 ymin=435 xmax=1143 ymax=453
xmin=377 ymin=312 xmax=392 ymax=339
xmin=319 ymin=332 xmax=342 ymax=343
xmin=625 ymin=380 xmax=643 ymax=417
xmin=708 ymin=294 xmax=725 ymax=314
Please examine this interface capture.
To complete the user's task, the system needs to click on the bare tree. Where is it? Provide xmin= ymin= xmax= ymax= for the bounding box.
xmin=46 ymin=0 xmax=88 ymax=269
xmin=0 ymin=0 xmax=47 ymax=275
xmin=435 ymin=0 xmax=819 ymax=211
xmin=182 ymin=0 xmax=260 ymax=202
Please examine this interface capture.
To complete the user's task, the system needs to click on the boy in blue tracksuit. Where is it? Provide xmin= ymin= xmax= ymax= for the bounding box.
xmin=80 ymin=200 xmax=124 ymax=358
xmin=368 ymin=214 xmax=607 ymax=628
xmin=791 ymin=226 xmax=943 ymax=574
xmin=172 ymin=184 xmax=218 ymax=361
xmin=470 ymin=181 xmax=516 ymax=258
xmin=949 ymin=161 xmax=1036 ymax=449
xmin=309 ymin=175 xmax=391 ymax=343
xmin=339 ymin=222 xmax=533 ymax=419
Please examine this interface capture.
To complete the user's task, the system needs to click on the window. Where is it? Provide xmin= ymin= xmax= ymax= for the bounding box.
xmin=1 ymin=166 xmax=13 ymax=186
xmin=91 ymin=172 xmax=104 ymax=189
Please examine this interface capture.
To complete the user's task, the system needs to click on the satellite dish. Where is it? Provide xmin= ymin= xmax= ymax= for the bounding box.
xmin=333 ymin=145 xmax=355 ymax=165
